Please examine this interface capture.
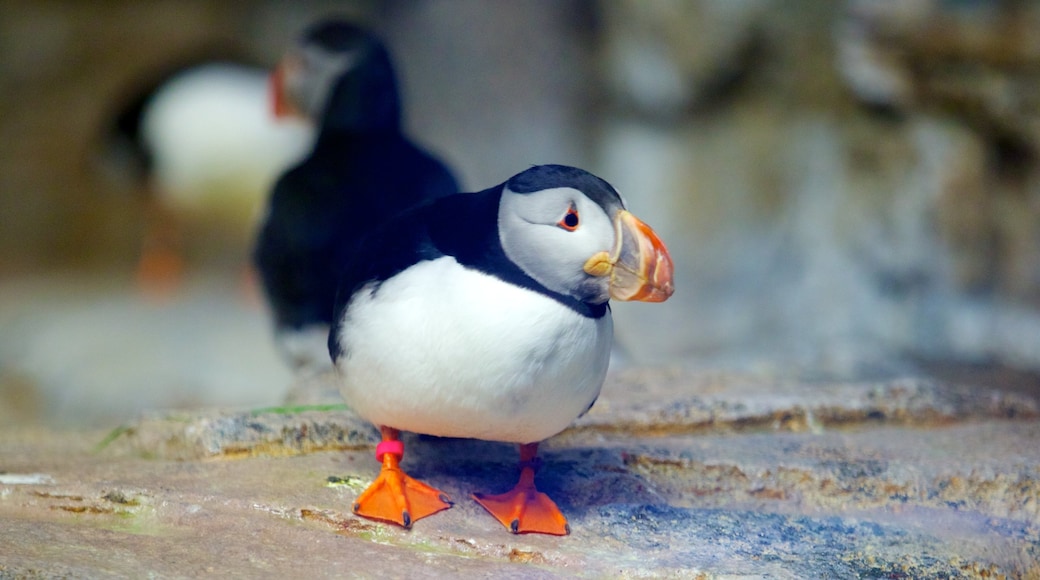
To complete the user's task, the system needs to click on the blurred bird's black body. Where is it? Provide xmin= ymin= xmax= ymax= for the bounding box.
xmin=254 ymin=21 xmax=459 ymax=360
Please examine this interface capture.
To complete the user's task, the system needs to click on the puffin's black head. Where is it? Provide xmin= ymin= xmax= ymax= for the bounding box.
xmin=498 ymin=165 xmax=674 ymax=305
xmin=271 ymin=19 xmax=400 ymax=132
xmin=303 ymin=20 xmax=374 ymax=53
xmin=507 ymin=165 xmax=625 ymax=214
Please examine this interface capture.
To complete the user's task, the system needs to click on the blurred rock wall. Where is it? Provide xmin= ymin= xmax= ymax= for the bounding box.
xmin=1 ymin=0 xmax=1039 ymax=374
xmin=596 ymin=0 xmax=1040 ymax=374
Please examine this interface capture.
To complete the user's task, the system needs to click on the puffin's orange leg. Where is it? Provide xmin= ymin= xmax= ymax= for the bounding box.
xmin=136 ymin=197 xmax=184 ymax=300
xmin=136 ymin=242 xmax=184 ymax=299
xmin=353 ymin=426 xmax=452 ymax=528
xmin=473 ymin=443 xmax=570 ymax=535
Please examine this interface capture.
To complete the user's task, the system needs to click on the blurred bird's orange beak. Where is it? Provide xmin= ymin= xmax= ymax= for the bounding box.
xmin=269 ymin=64 xmax=290 ymax=118
xmin=269 ymin=59 xmax=303 ymax=120
xmin=583 ymin=210 xmax=674 ymax=302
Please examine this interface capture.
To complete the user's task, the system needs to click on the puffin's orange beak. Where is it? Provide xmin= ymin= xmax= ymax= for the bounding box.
xmin=269 ymin=60 xmax=301 ymax=120
xmin=583 ymin=210 xmax=674 ymax=302
xmin=269 ymin=64 xmax=287 ymax=118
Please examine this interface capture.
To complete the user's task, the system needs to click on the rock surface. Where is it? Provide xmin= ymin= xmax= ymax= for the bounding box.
xmin=3 ymin=368 xmax=1039 ymax=578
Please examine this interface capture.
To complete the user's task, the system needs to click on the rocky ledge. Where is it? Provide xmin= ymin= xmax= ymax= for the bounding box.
xmin=2 ymin=367 xmax=1039 ymax=578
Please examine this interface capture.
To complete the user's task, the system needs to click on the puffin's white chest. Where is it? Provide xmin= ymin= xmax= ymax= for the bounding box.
xmin=335 ymin=257 xmax=613 ymax=443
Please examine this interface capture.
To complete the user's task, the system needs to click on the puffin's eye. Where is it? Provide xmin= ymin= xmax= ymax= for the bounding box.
xmin=557 ymin=206 xmax=580 ymax=232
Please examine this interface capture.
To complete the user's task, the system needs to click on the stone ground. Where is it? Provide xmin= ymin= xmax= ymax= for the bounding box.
xmin=3 ymin=367 xmax=1040 ymax=578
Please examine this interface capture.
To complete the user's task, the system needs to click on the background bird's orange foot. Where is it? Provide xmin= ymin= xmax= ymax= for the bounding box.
xmin=353 ymin=467 xmax=452 ymax=528
xmin=473 ymin=484 xmax=570 ymax=536
xmin=135 ymin=246 xmax=185 ymax=300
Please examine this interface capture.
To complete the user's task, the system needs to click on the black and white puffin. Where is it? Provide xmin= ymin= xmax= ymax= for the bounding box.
xmin=102 ymin=58 xmax=314 ymax=296
xmin=330 ymin=164 xmax=674 ymax=535
xmin=255 ymin=20 xmax=459 ymax=370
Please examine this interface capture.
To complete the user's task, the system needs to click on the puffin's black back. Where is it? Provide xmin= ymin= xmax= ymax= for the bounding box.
xmin=254 ymin=21 xmax=458 ymax=332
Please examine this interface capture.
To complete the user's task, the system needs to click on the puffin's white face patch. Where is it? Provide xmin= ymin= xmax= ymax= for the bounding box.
xmin=289 ymin=45 xmax=363 ymax=119
xmin=335 ymin=256 xmax=613 ymax=444
xmin=498 ymin=186 xmax=616 ymax=304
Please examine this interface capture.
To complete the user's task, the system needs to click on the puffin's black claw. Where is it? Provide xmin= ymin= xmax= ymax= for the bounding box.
xmin=439 ymin=494 xmax=454 ymax=506
xmin=510 ymin=519 xmax=520 ymax=534
xmin=352 ymin=502 xmax=361 ymax=513
xmin=402 ymin=510 xmax=412 ymax=528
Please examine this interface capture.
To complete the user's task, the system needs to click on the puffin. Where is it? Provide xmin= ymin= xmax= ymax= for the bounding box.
xmin=255 ymin=20 xmax=459 ymax=370
xmin=102 ymin=58 xmax=314 ymax=296
xmin=330 ymin=164 xmax=674 ymax=535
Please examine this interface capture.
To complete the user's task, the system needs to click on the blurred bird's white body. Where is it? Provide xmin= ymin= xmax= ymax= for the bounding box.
xmin=141 ymin=64 xmax=313 ymax=224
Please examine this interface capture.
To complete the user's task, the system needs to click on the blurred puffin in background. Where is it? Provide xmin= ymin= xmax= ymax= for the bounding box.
xmin=103 ymin=54 xmax=315 ymax=297
xmin=330 ymin=164 xmax=674 ymax=534
xmin=254 ymin=20 xmax=460 ymax=372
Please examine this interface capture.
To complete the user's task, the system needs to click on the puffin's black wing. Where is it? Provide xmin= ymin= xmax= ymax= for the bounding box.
xmin=327 ymin=187 xmax=500 ymax=360
xmin=254 ymin=164 xmax=343 ymax=330
xmin=255 ymin=133 xmax=458 ymax=331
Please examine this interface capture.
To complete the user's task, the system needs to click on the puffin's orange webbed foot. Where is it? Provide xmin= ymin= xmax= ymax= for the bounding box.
xmin=353 ymin=428 xmax=452 ymax=528
xmin=473 ymin=443 xmax=569 ymax=536
xmin=136 ymin=201 xmax=184 ymax=301
xmin=136 ymin=244 xmax=185 ymax=300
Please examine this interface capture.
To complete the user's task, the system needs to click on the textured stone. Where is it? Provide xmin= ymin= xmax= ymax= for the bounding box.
xmin=3 ymin=368 xmax=1036 ymax=577
xmin=3 ymin=392 xmax=1039 ymax=577
xmin=569 ymin=368 xmax=1040 ymax=437
xmin=99 ymin=368 xmax=1040 ymax=460
xmin=105 ymin=406 xmax=377 ymax=460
